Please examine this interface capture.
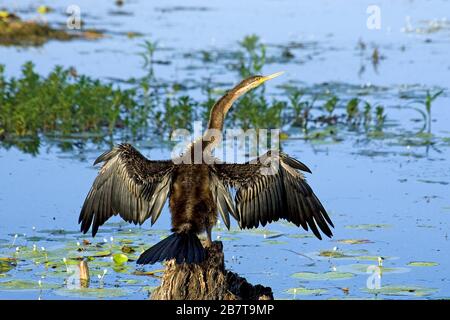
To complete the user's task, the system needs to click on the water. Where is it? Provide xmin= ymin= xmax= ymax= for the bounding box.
xmin=0 ymin=0 xmax=449 ymax=299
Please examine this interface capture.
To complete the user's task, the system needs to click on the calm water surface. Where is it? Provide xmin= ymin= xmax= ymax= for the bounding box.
xmin=0 ymin=0 xmax=449 ymax=299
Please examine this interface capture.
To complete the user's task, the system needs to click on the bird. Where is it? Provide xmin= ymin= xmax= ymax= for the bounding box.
xmin=78 ymin=72 xmax=334 ymax=265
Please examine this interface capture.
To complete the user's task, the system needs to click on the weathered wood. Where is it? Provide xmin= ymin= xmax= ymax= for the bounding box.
xmin=79 ymin=259 xmax=90 ymax=288
xmin=150 ymin=241 xmax=273 ymax=300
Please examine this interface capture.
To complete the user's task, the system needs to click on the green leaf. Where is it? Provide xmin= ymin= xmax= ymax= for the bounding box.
xmin=318 ymin=250 xmax=349 ymax=258
xmin=286 ymin=287 xmax=327 ymax=295
xmin=407 ymin=261 xmax=439 ymax=267
xmin=54 ymin=288 xmax=128 ymax=298
xmin=363 ymin=285 xmax=437 ymax=297
xmin=113 ymin=253 xmax=129 ymax=265
xmin=0 ymin=280 xmax=59 ymax=290
xmin=337 ymin=239 xmax=373 ymax=245
xmin=291 ymin=271 xmax=355 ymax=281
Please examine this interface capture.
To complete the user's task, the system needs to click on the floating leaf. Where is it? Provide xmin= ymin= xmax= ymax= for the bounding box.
xmin=119 ymin=239 xmax=134 ymax=244
xmin=336 ymin=264 xmax=409 ymax=274
xmin=363 ymin=285 xmax=438 ymax=297
xmin=407 ymin=261 xmax=439 ymax=267
xmin=54 ymin=288 xmax=128 ymax=298
xmin=121 ymin=245 xmax=135 ymax=254
xmin=291 ymin=271 xmax=354 ymax=281
xmin=113 ymin=253 xmax=129 ymax=265
xmin=219 ymin=237 xmax=240 ymax=241
xmin=337 ymin=239 xmax=373 ymax=245
xmin=118 ymin=279 xmax=139 ymax=285
xmin=0 ymin=258 xmax=16 ymax=274
xmin=286 ymin=287 xmax=327 ymax=295
xmin=0 ymin=280 xmax=59 ymax=290
xmin=355 ymin=255 xmax=393 ymax=261
xmin=89 ymin=250 xmax=111 ymax=258
xmin=318 ymin=250 xmax=349 ymax=258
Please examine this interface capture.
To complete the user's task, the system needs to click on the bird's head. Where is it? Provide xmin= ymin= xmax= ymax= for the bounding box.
xmin=233 ymin=71 xmax=284 ymax=97
xmin=206 ymin=71 xmax=284 ymax=132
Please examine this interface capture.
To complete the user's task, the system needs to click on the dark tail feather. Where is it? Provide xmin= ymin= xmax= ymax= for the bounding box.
xmin=136 ymin=232 xmax=206 ymax=265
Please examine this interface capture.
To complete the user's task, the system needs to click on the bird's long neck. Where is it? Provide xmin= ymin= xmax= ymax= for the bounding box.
xmin=198 ymin=89 xmax=240 ymax=155
xmin=184 ymin=90 xmax=239 ymax=162
xmin=197 ymin=88 xmax=240 ymax=155
xmin=207 ymin=90 xmax=239 ymax=131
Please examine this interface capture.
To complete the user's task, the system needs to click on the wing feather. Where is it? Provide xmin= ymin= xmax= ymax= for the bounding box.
xmin=79 ymin=143 xmax=174 ymax=236
xmin=212 ymin=150 xmax=333 ymax=240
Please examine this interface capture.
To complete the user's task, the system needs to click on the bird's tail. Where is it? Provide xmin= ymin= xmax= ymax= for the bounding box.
xmin=136 ymin=232 xmax=206 ymax=265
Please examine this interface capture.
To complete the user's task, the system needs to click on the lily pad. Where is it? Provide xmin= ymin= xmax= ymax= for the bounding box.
xmin=0 ymin=280 xmax=59 ymax=290
xmin=54 ymin=287 xmax=128 ymax=298
xmin=336 ymin=264 xmax=409 ymax=274
xmin=121 ymin=245 xmax=135 ymax=254
xmin=219 ymin=236 xmax=240 ymax=241
xmin=291 ymin=271 xmax=355 ymax=281
xmin=0 ymin=258 xmax=16 ymax=274
xmin=318 ymin=250 xmax=349 ymax=258
xmin=87 ymin=250 xmax=111 ymax=258
xmin=355 ymin=255 xmax=392 ymax=261
xmin=407 ymin=261 xmax=439 ymax=267
xmin=119 ymin=239 xmax=134 ymax=244
xmin=337 ymin=239 xmax=373 ymax=245
xmin=113 ymin=253 xmax=129 ymax=266
xmin=286 ymin=287 xmax=327 ymax=296
xmin=363 ymin=285 xmax=438 ymax=297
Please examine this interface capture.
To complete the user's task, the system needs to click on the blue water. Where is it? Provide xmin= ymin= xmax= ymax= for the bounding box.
xmin=0 ymin=0 xmax=449 ymax=299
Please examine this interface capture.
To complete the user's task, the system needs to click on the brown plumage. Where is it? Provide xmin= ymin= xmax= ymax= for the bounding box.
xmin=79 ymin=72 xmax=333 ymax=265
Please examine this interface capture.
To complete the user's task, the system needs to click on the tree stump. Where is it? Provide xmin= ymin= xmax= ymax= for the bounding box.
xmin=150 ymin=241 xmax=273 ymax=300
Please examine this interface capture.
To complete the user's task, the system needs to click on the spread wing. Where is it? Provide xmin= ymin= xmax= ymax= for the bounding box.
xmin=79 ymin=143 xmax=174 ymax=236
xmin=212 ymin=151 xmax=333 ymax=239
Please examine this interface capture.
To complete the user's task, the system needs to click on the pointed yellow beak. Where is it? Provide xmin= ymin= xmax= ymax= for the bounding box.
xmin=253 ymin=71 xmax=284 ymax=87
xmin=262 ymin=71 xmax=285 ymax=82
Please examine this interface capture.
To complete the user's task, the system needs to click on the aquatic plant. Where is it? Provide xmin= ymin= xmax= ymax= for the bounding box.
xmin=374 ymin=105 xmax=386 ymax=128
xmin=405 ymin=89 xmax=444 ymax=134
xmin=422 ymin=89 xmax=444 ymax=133
xmin=236 ymin=34 xmax=266 ymax=77
xmin=139 ymin=40 xmax=159 ymax=71
xmin=230 ymin=93 xmax=285 ymax=130
xmin=0 ymin=62 xmax=144 ymax=141
xmin=4 ymin=33 xmax=447 ymax=156
xmin=156 ymin=95 xmax=197 ymax=134
xmin=285 ymin=88 xmax=316 ymax=132
xmin=323 ymin=95 xmax=339 ymax=117
xmin=346 ymin=98 xmax=360 ymax=124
